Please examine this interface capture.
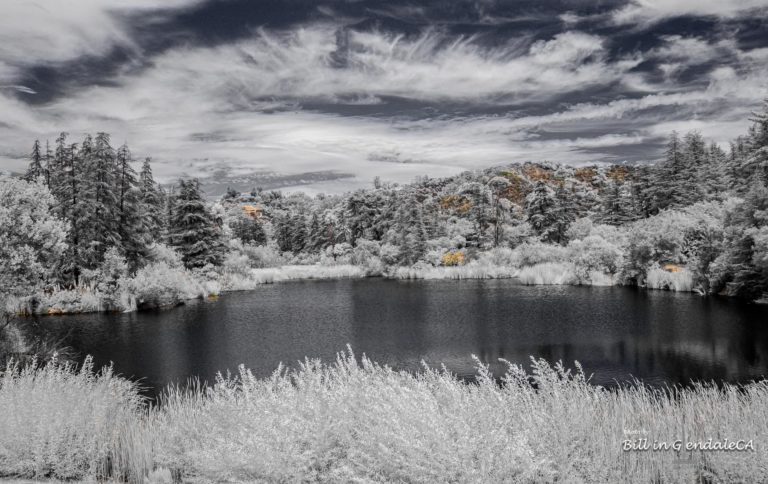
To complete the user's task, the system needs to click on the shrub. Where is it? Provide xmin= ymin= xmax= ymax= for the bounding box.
xmin=441 ymin=251 xmax=466 ymax=266
xmin=646 ymin=266 xmax=695 ymax=292
xmin=124 ymin=262 xmax=206 ymax=309
xmin=517 ymin=262 xmax=576 ymax=285
xmin=568 ymin=235 xmax=623 ymax=285
xmin=511 ymin=242 xmax=568 ymax=268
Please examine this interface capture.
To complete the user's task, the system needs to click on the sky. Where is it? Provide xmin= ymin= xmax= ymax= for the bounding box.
xmin=1 ymin=0 xmax=767 ymax=194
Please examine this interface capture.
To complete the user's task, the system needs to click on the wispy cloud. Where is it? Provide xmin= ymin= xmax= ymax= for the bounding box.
xmin=0 ymin=2 xmax=767 ymax=192
xmin=610 ymin=0 xmax=768 ymax=26
xmin=0 ymin=0 xmax=203 ymax=82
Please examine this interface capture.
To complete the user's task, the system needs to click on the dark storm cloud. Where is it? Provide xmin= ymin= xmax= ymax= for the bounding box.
xmin=1 ymin=0 xmax=767 ymax=192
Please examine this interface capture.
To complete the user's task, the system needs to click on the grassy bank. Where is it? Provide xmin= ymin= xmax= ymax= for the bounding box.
xmin=0 ymin=349 xmax=766 ymax=483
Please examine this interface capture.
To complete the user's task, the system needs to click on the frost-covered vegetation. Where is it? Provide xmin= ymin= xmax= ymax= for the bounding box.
xmin=0 ymin=349 xmax=766 ymax=483
xmin=2 ymin=100 xmax=768 ymax=321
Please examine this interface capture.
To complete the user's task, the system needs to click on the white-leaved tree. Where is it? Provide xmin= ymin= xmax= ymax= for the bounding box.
xmin=0 ymin=178 xmax=68 ymax=313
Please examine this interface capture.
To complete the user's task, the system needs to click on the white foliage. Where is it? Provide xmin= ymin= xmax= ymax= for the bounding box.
xmin=517 ymin=262 xmax=576 ymax=285
xmin=0 ymin=178 xmax=68 ymax=301
xmin=391 ymin=261 xmax=517 ymax=280
xmin=124 ymin=262 xmax=207 ymax=309
xmin=6 ymin=352 xmax=765 ymax=482
xmin=646 ymin=266 xmax=695 ymax=292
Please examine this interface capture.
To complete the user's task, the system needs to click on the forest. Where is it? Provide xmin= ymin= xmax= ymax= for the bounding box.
xmin=1 ymin=99 xmax=768 ymax=323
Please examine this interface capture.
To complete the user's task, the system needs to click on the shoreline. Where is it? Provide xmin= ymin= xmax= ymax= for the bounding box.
xmin=12 ymin=263 xmax=721 ymax=319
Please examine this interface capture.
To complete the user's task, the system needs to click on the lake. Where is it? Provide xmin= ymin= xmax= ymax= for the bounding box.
xmin=27 ymin=278 xmax=768 ymax=396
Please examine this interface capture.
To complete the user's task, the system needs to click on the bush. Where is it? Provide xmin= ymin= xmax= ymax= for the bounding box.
xmin=441 ymin=250 xmax=466 ymax=266
xmin=568 ymin=235 xmax=623 ymax=284
xmin=517 ymin=262 xmax=576 ymax=285
xmin=646 ymin=266 xmax=696 ymax=292
xmin=36 ymin=286 xmax=104 ymax=315
xmin=124 ymin=262 xmax=206 ymax=309
xmin=510 ymin=242 xmax=568 ymax=268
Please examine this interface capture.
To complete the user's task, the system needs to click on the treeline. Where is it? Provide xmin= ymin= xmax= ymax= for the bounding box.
xmin=14 ymin=99 xmax=768 ymax=301
xmin=22 ymin=133 xmax=225 ymax=285
xmin=219 ymin=99 xmax=768 ymax=297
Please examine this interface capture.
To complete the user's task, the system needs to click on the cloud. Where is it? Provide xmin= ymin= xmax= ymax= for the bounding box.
xmin=135 ymin=26 xmax=635 ymax=104
xmin=1 ymin=9 xmax=767 ymax=192
xmin=0 ymin=0 xmax=203 ymax=82
xmin=611 ymin=0 xmax=768 ymax=25
xmin=0 ymin=85 xmax=37 ymax=94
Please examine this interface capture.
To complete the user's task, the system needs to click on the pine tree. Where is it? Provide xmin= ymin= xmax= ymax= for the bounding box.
xmin=115 ymin=143 xmax=150 ymax=268
xmin=115 ymin=143 xmax=137 ymax=233
xmin=163 ymin=186 xmax=176 ymax=243
xmin=553 ymin=184 xmax=577 ymax=241
xmin=43 ymin=140 xmax=53 ymax=187
xmin=81 ymin=132 xmax=121 ymax=269
xmin=680 ymin=131 xmax=706 ymax=204
xmin=139 ymin=158 xmax=165 ymax=236
xmin=23 ymin=140 xmax=44 ymax=182
xmin=168 ymin=179 xmax=225 ymax=269
xmin=274 ymin=213 xmax=293 ymax=252
xmin=49 ymin=133 xmax=88 ymax=283
xmin=599 ymin=182 xmax=634 ymax=226
xmin=307 ymin=212 xmax=325 ymax=252
xmin=703 ymin=142 xmax=728 ymax=198
xmin=525 ymin=181 xmax=562 ymax=244
xmin=231 ymin=216 xmax=267 ymax=245
xmin=49 ymin=132 xmax=70 ymax=221
xmin=290 ymin=213 xmax=308 ymax=253
xmin=399 ymin=196 xmax=427 ymax=265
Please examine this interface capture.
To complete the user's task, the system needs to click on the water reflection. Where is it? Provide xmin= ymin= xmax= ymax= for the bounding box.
xmin=26 ymin=279 xmax=768 ymax=396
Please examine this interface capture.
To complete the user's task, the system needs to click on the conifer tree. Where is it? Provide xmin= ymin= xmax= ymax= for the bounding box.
xmin=274 ymin=213 xmax=293 ymax=252
xmin=81 ymin=132 xmax=121 ymax=269
xmin=23 ymin=140 xmax=44 ymax=182
xmin=139 ymin=158 xmax=165 ymax=236
xmin=290 ymin=213 xmax=308 ymax=253
xmin=168 ymin=179 xmax=225 ymax=269
xmin=600 ymin=182 xmax=634 ymax=226
xmin=399 ymin=197 xmax=427 ymax=265
xmin=525 ymin=181 xmax=562 ymax=244
xmin=231 ymin=216 xmax=267 ymax=245
xmin=307 ymin=212 xmax=325 ymax=252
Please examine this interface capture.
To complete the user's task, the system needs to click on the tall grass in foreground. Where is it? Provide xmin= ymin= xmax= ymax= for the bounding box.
xmin=1 ymin=349 xmax=767 ymax=483
xmin=0 ymin=356 xmax=150 ymax=481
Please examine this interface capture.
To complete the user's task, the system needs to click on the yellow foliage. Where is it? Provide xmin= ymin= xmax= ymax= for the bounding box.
xmin=607 ymin=166 xmax=630 ymax=182
xmin=439 ymin=196 xmax=473 ymax=214
xmin=441 ymin=251 xmax=466 ymax=266
xmin=663 ymin=264 xmax=683 ymax=273
xmin=574 ymin=167 xmax=598 ymax=184
xmin=242 ymin=205 xmax=263 ymax=219
xmin=522 ymin=164 xmax=553 ymax=182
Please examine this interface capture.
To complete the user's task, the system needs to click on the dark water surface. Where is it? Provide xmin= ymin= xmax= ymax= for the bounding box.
xmin=28 ymin=279 xmax=768 ymax=396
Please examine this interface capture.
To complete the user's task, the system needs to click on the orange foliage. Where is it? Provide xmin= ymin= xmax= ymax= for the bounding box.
xmin=500 ymin=175 xmax=531 ymax=205
xmin=242 ymin=205 xmax=263 ymax=219
xmin=574 ymin=167 xmax=597 ymax=184
xmin=440 ymin=195 xmax=473 ymax=214
xmin=663 ymin=264 xmax=683 ymax=273
xmin=441 ymin=251 xmax=466 ymax=266
xmin=522 ymin=164 xmax=553 ymax=182
xmin=607 ymin=166 xmax=630 ymax=183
